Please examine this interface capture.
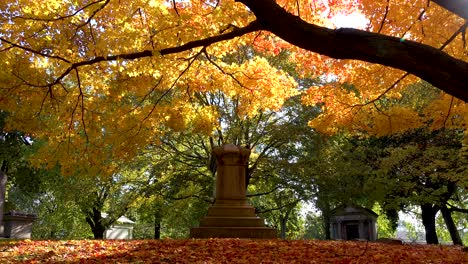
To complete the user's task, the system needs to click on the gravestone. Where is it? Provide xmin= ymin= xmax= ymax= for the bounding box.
xmin=190 ymin=144 xmax=277 ymax=238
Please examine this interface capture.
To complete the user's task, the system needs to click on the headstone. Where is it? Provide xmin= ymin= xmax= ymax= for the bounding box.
xmin=190 ymin=144 xmax=277 ymax=238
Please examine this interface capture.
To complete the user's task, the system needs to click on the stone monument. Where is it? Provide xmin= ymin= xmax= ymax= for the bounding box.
xmin=2 ymin=211 xmax=37 ymax=239
xmin=190 ymin=144 xmax=277 ymax=238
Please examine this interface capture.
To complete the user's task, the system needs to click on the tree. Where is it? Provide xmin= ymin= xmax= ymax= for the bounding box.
xmin=249 ymin=166 xmax=306 ymax=239
xmin=134 ymin=92 xmax=318 ymax=238
xmin=0 ymin=0 xmax=466 ymax=173
xmin=373 ymin=204 xmax=398 ymax=239
xmin=8 ymin=166 xmax=93 ymax=239
xmin=375 ymin=129 xmax=466 ymax=245
xmin=349 ymin=82 xmax=467 ymax=245
xmin=302 ymin=73 xmax=467 ymax=244
xmin=280 ymin=131 xmax=384 ymax=240
xmin=303 ymin=211 xmax=326 ymax=240
xmin=129 ymin=145 xmax=214 ymax=239
xmin=76 ymin=169 xmax=153 ymax=239
xmin=238 ymin=0 xmax=468 ymax=99
xmin=436 ymin=188 xmax=468 ymax=245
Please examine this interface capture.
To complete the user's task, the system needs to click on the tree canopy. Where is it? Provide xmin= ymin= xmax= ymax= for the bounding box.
xmin=0 ymin=0 xmax=467 ymax=173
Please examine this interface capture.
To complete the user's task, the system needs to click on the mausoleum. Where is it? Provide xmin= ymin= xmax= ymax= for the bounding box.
xmin=102 ymin=213 xmax=135 ymax=240
xmin=2 ymin=211 xmax=37 ymax=239
xmin=330 ymin=205 xmax=378 ymax=241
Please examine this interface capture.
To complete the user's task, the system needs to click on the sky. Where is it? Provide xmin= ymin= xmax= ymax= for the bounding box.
xmin=331 ymin=12 xmax=369 ymax=29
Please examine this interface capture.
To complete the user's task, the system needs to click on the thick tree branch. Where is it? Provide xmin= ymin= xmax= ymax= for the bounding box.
xmin=237 ymin=0 xmax=468 ymax=102
xmin=7 ymin=1 xmax=467 ymax=101
xmin=447 ymin=206 xmax=468 ymax=214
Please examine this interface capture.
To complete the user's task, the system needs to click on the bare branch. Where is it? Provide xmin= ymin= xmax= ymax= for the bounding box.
xmin=440 ymin=21 xmax=468 ymax=50
xmin=442 ymin=96 xmax=454 ymax=128
xmin=77 ymin=69 xmax=88 ymax=143
xmin=378 ymin=0 xmax=390 ymax=33
xmin=203 ymin=50 xmax=253 ymax=91
xmin=353 ymin=72 xmax=410 ymax=108
xmin=172 ymin=0 xmax=180 ymax=16
xmin=126 ymin=76 xmax=164 ymax=115
xmin=0 ymin=37 xmax=71 ymax=63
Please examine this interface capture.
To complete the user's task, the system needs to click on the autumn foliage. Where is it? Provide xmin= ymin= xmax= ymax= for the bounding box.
xmin=0 ymin=239 xmax=466 ymax=263
xmin=0 ymin=0 xmax=466 ymax=176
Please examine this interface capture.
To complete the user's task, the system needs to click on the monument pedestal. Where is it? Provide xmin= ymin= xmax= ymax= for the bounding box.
xmin=190 ymin=145 xmax=277 ymax=239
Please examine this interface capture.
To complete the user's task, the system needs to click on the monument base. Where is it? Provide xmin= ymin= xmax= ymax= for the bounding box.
xmin=190 ymin=199 xmax=277 ymax=239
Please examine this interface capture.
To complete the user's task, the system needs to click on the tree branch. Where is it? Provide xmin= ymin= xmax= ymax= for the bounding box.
xmin=447 ymin=205 xmax=468 ymax=214
xmin=256 ymin=199 xmax=300 ymax=214
xmin=237 ymin=0 xmax=468 ymax=102
xmin=247 ymin=186 xmax=281 ymax=197
xmin=0 ymin=22 xmax=258 ymax=88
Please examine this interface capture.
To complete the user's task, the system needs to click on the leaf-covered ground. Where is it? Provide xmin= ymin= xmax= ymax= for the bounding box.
xmin=0 ymin=239 xmax=466 ymax=263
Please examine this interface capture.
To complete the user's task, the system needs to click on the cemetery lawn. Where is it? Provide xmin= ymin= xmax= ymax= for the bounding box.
xmin=0 ymin=238 xmax=466 ymax=263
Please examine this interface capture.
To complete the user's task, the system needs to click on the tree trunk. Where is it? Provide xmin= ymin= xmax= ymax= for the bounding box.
xmin=153 ymin=203 xmax=164 ymax=239
xmin=85 ymin=208 xmax=107 ymax=239
xmin=154 ymin=221 xmax=161 ymax=239
xmin=279 ymin=204 xmax=297 ymax=239
xmin=323 ymin=215 xmax=331 ymax=240
xmin=0 ymin=169 xmax=7 ymax=237
xmin=279 ymin=216 xmax=287 ymax=239
xmin=91 ymin=225 xmax=106 ymax=239
xmin=441 ymin=205 xmax=463 ymax=246
xmin=318 ymin=201 xmax=332 ymax=240
xmin=421 ymin=204 xmax=439 ymax=244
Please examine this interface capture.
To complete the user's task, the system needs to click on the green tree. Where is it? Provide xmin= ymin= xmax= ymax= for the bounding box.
xmin=250 ymin=184 xmax=304 ymax=239
xmin=373 ymin=204 xmax=397 ymax=239
xmin=120 ymin=142 xmax=214 ymax=239
xmin=375 ymin=129 xmax=466 ymax=245
xmin=8 ymin=166 xmax=92 ymax=239
xmin=303 ymin=211 xmax=326 ymax=240
xmin=13 ymin=159 xmax=152 ymax=239
xmin=304 ymin=135 xmax=378 ymax=239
